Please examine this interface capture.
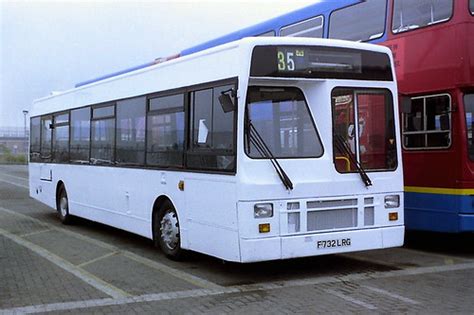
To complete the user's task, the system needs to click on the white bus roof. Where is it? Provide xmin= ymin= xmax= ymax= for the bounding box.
xmin=31 ymin=37 xmax=393 ymax=117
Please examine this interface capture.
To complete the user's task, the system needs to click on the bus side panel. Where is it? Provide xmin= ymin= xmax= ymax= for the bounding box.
xmin=184 ymin=178 xmax=240 ymax=262
xmin=29 ymin=163 xmax=56 ymax=209
xmin=51 ymin=165 xmax=154 ymax=238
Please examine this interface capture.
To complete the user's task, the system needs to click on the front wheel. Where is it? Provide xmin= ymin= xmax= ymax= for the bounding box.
xmin=155 ymin=201 xmax=182 ymax=260
xmin=56 ymin=187 xmax=73 ymax=224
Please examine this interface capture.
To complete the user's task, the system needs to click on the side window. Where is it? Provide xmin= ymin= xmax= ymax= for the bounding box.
xmin=30 ymin=117 xmax=41 ymax=162
xmin=471 ymin=0 xmax=474 ymax=14
xmin=257 ymin=30 xmax=276 ymax=37
xmin=146 ymin=94 xmax=185 ymax=167
xmin=187 ymin=84 xmax=236 ymax=171
xmin=52 ymin=113 xmax=69 ymax=163
xmin=70 ymin=107 xmax=90 ymax=163
xmin=280 ymin=15 xmax=324 ymax=38
xmin=392 ymin=0 xmax=453 ymax=33
xmin=40 ymin=116 xmax=52 ymax=162
xmin=329 ymin=0 xmax=386 ymax=42
xmin=116 ymin=97 xmax=146 ymax=165
xmin=91 ymin=105 xmax=115 ymax=164
xmin=403 ymin=94 xmax=451 ymax=149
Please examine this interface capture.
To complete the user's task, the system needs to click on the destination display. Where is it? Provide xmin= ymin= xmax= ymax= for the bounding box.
xmin=250 ymin=45 xmax=393 ymax=81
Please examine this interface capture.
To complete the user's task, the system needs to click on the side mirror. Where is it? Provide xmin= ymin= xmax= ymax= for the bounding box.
xmin=218 ymin=93 xmax=235 ymax=113
xmin=440 ymin=114 xmax=450 ymax=131
xmin=401 ymin=97 xmax=412 ymax=114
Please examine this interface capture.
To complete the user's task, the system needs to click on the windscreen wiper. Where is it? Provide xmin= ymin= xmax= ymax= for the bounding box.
xmin=334 ymin=135 xmax=372 ymax=187
xmin=246 ymin=118 xmax=294 ymax=190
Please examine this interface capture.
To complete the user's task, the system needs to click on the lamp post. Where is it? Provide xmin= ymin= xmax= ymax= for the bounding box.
xmin=22 ymin=110 xmax=28 ymax=163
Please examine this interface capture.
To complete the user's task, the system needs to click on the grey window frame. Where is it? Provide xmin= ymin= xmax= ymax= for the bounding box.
xmin=392 ymin=0 xmax=454 ymax=34
xmin=280 ymin=15 xmax=324 ymax=38
xmin=40 ymin=115 xmax=53 ymax=162
xmin=30 ymin=117 xmax=41 ymax=162
xmin=90 ymin=103 xmax=116 ymax=164
xmin=115 ymin=96 xmax=146 ymax=166
xmin=328 ymin=0 xmax=387 ymax=42
xmin=402 ymin=93 xmax=452 ymax=150
xmin=257 ymin=30 xmax=276 ymax=37
xmin=146 ymin=92 xmax=186 ymax=168
xmin=52 ymin=111 xmax=70 ymax=163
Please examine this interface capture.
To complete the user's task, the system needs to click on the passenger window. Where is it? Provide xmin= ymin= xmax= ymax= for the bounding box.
xmin=52 ymin=112 xmax=69 ymax=163
xmin=70 ymin=107 xmax=91 ymax=163
xmin=146 ymin=94 xmax=185 ymax=167
xmin=392 ymin=0 xmax=453 ymax=33
xmin=403 ymin=94 xmax=451 ymax=149
xmin=40 ymin=116 xmax=52 ymax=162
xmin=91 ymin=105 xmax=115 ymax=164
xmin=471 ymin=0 xmax=474 ymax=14
xmin=29 ymin=117 xmax=41 ymax=162
xmin=257 ymin=30 xmax=276 ymax=37
xmin=329 ymin=0 xmax=386 ymax=42
xmin=188 ymin=84 xmax=236 ymax=172
xmin=280 ymin=16 xmax=323 ymax=38
xmin=116 ymin=97 xmax=146 ymax=165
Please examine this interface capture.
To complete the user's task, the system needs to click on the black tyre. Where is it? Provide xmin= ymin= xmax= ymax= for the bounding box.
xmin=56 ymin=186 xmax=72 ymax=224
xmin=154 ymin=200 xmax=182 ymax=260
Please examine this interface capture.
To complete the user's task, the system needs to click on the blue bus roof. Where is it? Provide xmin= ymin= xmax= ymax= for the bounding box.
xmin=75 ymin=0 xmax=362 ymax=88
xmin=181 ymin=0 xmax=361 ymax=56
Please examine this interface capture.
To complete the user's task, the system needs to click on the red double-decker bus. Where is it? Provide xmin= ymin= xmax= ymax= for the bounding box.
xmin=78 ymin=0 xmax=474 ymax=233
xmin=384 ymin=0 xmax=474 ymax=232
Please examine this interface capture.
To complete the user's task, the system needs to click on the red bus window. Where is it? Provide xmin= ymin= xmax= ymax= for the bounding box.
xmin=470 ymin=0 xmax=474 ymax=15
xmin=403 ymin=94 xmax=451 ymax=149
xmin=332 ymin=89 xmax=397 ymax=173
xmin=465 ymin=94 xmax=474 ymax=160
xmin=392 ymin=0 xmax=453 ymax=33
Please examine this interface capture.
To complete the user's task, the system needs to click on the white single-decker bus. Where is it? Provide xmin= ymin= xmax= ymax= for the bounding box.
xmin=29 ymin=37 xmax=404 ymax=263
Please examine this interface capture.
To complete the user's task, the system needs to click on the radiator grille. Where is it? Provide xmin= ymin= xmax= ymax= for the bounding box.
xmin=307 ymin=198 xmax=357 ymax=209
xmin=364 ymin=206 xmax=375 ymax=226
xmin=307 ymin=208 xmax=358 ymax=231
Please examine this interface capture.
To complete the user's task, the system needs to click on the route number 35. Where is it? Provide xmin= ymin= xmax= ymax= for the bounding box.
xmin=277 ymin=51 xmax=295 ymax=71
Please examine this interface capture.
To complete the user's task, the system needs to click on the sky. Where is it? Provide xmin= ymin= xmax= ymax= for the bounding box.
xmin=0 ymin=0 xmax=317 ymax=128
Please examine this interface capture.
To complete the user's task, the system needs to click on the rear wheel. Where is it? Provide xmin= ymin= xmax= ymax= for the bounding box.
xmin=56 ymin=186 xmax=72 ymax=224
xmin=155 ymin=201 xmax=182 ymax=259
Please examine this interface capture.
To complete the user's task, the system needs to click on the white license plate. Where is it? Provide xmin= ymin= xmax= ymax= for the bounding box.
xmin=317 ymin=238 xmax=351 ymax=249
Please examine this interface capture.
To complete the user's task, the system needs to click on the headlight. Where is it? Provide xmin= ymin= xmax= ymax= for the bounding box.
xmin=384 ymin=195 xmax=400 ymax=208
xmin=254 ymin=203 xmax=273 ymax=218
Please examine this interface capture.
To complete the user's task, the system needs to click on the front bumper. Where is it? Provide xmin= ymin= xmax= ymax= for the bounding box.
xmin=239 ymin=225 xmax=404 ymax=263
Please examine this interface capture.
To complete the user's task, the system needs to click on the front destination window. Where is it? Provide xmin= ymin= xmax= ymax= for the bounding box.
xmin=245 ymin=87 xmax=323 ymax=158
xmin=332 ymin=88 xmax=397 ymax=172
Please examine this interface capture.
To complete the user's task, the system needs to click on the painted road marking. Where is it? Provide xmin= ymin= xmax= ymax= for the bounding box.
xmin=0 ymin=227 xmax=129 ymax=299
xmin=2 ymin=254 xmax=474 ymax=313
xmin=361 ymin=285 xmax=421 ymax=305
xmin=20 ymin=228 xmax=52 ymax=238
xmin=325 ymin=289 xmax=377 ymax=310
xmin=0 ymin=172 xmax=29 ymax=182
xmin=77 ymin=251 xmax=120 ymax=268
xmin=0 ymin=205 xmax=223 ymax=290
xmin=0 ymin=177 xmax=29 ymax=189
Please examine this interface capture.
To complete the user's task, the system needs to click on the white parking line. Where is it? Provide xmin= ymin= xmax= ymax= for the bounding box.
xmin=0 ymin=205 xmax=224 ymax=290
xmin=2 ymin=259 xmax=474 ymax=314
xmin=361 ymin=285 xmax=421 ymax=305
xmin=0 ymin=227 xmax=129 ymax=299
xmin=0 ymin=178 xmax=29 ymax=189
xmin=0 ymin=172 xmax=28 ymax=182
xmin=20 ymin=228 xmax=52 ymax=238
xmin=325 ymin=289 xmax=377 ymax=310
xmin=77 ymin=251 xmax=120 ymax=268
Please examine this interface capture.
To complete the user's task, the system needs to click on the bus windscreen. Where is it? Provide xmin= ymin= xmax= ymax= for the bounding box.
xmin=250 ymin=45 xmax=393 ymax=81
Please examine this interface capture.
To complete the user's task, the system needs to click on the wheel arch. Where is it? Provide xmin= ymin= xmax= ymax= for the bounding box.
xmin=151 ymin=195 xmax=178 ymax=241
xmin=55 ymin=180 xmax=66 ymax=207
